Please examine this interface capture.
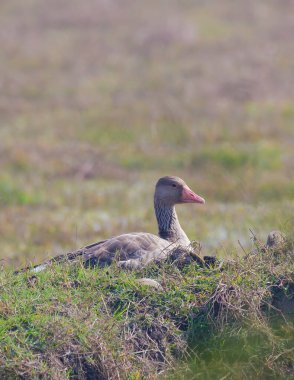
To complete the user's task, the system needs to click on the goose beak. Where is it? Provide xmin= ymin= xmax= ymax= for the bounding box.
xmin=181 ymin=185 xmax=205 ymax=204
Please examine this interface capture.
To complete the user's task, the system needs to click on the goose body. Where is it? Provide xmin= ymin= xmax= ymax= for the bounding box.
xmin=30 ymin=176 xmax=205 ymax=271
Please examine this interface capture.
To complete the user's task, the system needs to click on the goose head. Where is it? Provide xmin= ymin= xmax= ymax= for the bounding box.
xmin=154 ymin=176 xmax=205 ymax=206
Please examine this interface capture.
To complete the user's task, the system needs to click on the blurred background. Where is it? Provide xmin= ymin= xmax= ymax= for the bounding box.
xmin=0 ymin=0 xmax=293 ymax=267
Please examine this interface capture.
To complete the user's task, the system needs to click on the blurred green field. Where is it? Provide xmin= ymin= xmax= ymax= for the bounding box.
xmin=0 ymin=0 xmax=293 ymax=269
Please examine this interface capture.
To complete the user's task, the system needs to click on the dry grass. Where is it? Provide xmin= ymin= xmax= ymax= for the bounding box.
xmin=0 ymin=234 xmax=293 ymax=379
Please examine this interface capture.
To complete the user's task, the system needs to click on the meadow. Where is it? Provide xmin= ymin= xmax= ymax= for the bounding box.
xmin=0 ymin=0 xmax=293 ymax=378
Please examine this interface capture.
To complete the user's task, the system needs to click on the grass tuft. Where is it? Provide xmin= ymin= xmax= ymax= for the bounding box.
xmin=0 ymin=234 xmax=293 ymax=379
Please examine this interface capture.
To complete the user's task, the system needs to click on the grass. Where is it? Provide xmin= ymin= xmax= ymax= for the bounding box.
xmin=174 ymin=319 xmax=294 ymax=380
xmin=0 ymin=0 xmax=293 ymax=378
xmin=192 ymin=142 xmax=282 ymax=170
xmin=0 ymin=235 xmax=293 ymax=379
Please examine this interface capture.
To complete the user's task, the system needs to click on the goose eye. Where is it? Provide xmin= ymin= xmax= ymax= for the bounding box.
xmin=172 ymin=184 xmax=177 ymax=188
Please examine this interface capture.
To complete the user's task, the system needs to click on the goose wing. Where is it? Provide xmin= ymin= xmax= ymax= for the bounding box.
xmin=82 ymin=232 xmax=172 ymax=267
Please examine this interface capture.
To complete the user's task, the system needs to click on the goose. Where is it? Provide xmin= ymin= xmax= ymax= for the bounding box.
xmin=27 ymin=176 xmax=205 ymax=272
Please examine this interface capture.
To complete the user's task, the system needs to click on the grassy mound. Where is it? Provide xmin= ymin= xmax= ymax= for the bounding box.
xmin=0 ymin=235 xmax=293 ymax=379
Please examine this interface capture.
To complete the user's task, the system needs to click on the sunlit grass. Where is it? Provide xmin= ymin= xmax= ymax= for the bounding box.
xmin=0 ymin=234 xmax=293 ymax=379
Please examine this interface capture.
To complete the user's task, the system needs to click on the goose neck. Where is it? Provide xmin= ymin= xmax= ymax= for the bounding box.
xmin=154 ymin=200 xmax=190 ymax=246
